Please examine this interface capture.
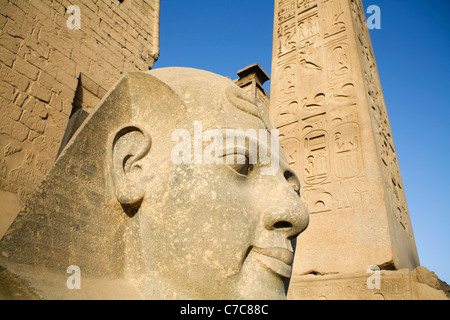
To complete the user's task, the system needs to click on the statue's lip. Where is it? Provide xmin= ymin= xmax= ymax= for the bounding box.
xmin=252 ymin=247 xmax=294 ymax=278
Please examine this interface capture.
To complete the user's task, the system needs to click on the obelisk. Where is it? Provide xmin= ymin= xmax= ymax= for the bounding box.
xmin=270 ymin=0 xmax=427 ymax=299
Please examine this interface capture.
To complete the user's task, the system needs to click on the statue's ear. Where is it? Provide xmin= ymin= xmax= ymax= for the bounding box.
xmin=111 ymin=125 xmax=152 ymax=217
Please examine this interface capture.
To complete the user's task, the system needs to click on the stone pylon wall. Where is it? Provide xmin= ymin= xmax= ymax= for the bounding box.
xmin=0 ymin=0 xmax=160 ymax=238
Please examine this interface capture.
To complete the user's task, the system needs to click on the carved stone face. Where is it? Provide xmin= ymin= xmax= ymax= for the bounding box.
xmin=0 ymin=68 xmax=308 ymax=300
xmin=111 ymin=68 xmax=309 ymax=299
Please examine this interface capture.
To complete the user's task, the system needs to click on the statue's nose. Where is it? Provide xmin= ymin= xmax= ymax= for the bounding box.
xmin=262 ymin=171 xmax=309 ymax=240
xmin=263 ymin=199 xmax=309 ymax=240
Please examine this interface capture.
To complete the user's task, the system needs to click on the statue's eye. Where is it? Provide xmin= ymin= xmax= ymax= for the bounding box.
xmin=223 ymin=153 xmax=253 ymax=176
xmin=284 ymin=170 xmax=301 ymax=197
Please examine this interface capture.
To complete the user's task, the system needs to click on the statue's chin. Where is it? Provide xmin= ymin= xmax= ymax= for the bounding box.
xmin=234 ymin=251 xmax=289 ymax=300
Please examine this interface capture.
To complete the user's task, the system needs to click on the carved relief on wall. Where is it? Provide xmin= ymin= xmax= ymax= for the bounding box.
xmin=328 ymin=82 xmax=357 ymax=116
xmin=302 ymin=180 xmax=354 ymax=215
xmin=281 ymin=136 xmax=302 ymax=176
xmin=319 ymin=0 xmax=346 ymax=39
xmin=298 ymin=11 xmax=320 ymax=44
xmin=327 ymin=41 xmax=351 ymax=84
xmin=271 ymin=0 xmax=374 ymax=216
xmin=297 ymin=0 xmax=317 ymax=13
xmin=350 ymin=0 xmax=366 ymax=37
xmin=278 ymin=61 xmax=298 ymax=101
xmin=332 ymin=122 xmax=363 ymax=179
xmin=294 ymin=109 xmax=365 ymax=215
xmin=278 ymin=20 xmax=297 ymax=57
xmin=303 ymin=129 xmax=329 ymax=185
xmin=289 ymin=270 xmax=412 ymax=300
xmin=350 ymin=0 xmax=412 ymax=236
xmin=278 ymin=0 xmax=296 ymax=23
xmin=302 ymin=187 xmax=333 ymax=214
xmin=278 ymin=121 xmax=302 ymax=175
xmin=276 ymin=116 xmax=363 ymax=217
xmin=278 ymin=100 xmax=300 ymax=118
xmin=299 ymin=40 xmax=323 ymax=73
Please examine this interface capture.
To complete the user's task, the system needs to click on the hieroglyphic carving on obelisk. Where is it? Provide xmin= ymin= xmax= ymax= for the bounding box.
xmin=270 ymin=0 xmax=420 ymax=290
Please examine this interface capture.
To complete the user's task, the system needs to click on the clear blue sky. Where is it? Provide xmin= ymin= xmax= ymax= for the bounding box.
xmin=155 ymin=0 xmax=450 ymax=284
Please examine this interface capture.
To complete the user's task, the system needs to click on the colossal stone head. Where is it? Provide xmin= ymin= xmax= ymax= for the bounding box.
xmin=0 ymin=68 xmax=309 ymax=300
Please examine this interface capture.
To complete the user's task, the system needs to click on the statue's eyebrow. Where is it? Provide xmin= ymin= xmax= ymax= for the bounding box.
xmin=215 ymin=129 xmax=288 ymax=166
xmin=225 ymin=86 xmax=274 ymax=130
xmin=226 ymin=86 xmax=262 ymax=120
